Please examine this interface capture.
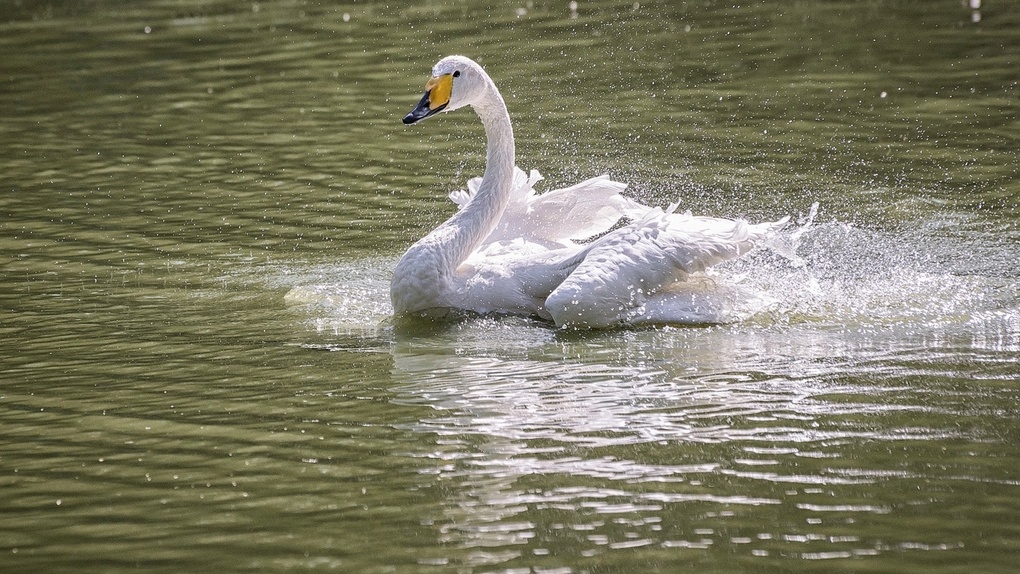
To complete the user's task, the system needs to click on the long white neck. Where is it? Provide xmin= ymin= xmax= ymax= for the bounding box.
xmin=391 ymin=75 xmax=515 ymax=313
xmin=447 ymin=90 xmax=516 ymax=263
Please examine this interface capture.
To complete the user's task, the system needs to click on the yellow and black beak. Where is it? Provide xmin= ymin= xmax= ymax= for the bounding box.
xmin=403 ymin=73 xmax=453 ymax=125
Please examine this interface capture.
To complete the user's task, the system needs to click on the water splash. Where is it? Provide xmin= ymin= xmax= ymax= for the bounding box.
xmin=282 ymin=257 xmax=395 ymax=337
xmin=281 ymin=205 xmax=1019 ymax=346
xmin=725 ymin=210 xmax=1020 ymax=339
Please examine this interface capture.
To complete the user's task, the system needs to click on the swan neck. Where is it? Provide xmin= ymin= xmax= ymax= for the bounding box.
xmin=477 ymin=96 xmax=515 ymax=185
xmin=390 ymin=70 xmax=516 ymax=314
xmin=445 ymin=84 xmax=515 ymax=261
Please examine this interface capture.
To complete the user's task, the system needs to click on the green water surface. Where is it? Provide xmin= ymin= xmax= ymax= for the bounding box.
xmin=2 ymin=1 xmax=1019 ymax=572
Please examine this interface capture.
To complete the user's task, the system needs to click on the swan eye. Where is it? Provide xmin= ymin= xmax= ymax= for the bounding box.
xmin=453 ymin=70 xmax=461 ymax=78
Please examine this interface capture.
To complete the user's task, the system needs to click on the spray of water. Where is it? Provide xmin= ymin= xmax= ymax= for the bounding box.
xmin=283 ymin=202 xmax=1018 ymax=344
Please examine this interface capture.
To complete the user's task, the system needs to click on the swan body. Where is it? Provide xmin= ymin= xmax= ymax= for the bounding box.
xmin=392 ymin=55 xmax=788 ymax=328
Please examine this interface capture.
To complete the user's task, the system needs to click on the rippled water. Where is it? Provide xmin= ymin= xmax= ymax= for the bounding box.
xmin=2 ymin=0 xmax=1019 ymax=572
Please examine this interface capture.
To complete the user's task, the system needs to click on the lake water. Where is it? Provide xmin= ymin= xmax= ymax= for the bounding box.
xmin=2 ymin=0 xmax=1019 ymax=572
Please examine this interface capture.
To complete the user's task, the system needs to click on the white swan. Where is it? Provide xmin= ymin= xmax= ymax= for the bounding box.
xmin=392 ymin=55 xmax=788 ymax=328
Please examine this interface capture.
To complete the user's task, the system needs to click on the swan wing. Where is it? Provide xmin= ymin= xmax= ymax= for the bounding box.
xmin=449 ymin=168 xmax=535 ymax=210
xmin=451 ymin=168 xmax=647 ymax=248
xmin=545 ymin=207 xmax=789 ymax=328
xmin=453 ymin=243 xmax=583 ymax=319
xmin=508 ymin=174 xmax=648 ymax=243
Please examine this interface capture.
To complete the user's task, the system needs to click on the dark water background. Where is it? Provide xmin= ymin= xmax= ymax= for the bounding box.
xmin=2 ymin=1 xmax=1018 ymax=572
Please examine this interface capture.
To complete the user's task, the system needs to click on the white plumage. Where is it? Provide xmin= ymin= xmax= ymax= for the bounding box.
xmin=392 ymin=55 xmax=788 ymax=328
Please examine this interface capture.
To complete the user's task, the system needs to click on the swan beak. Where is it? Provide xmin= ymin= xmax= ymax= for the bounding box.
xmin=403 ymin=74 xmax=453 ymax=125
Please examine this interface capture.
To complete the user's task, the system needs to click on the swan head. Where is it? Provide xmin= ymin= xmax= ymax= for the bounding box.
xmin=403 ymin=55 xmax=488 ymax=125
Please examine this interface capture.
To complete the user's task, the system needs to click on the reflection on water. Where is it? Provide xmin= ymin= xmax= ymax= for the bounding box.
xmin=378 ymin=326 xmax=1015 ymax=568
xmin=2 ymin=0 xmax=1020 ymax=572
